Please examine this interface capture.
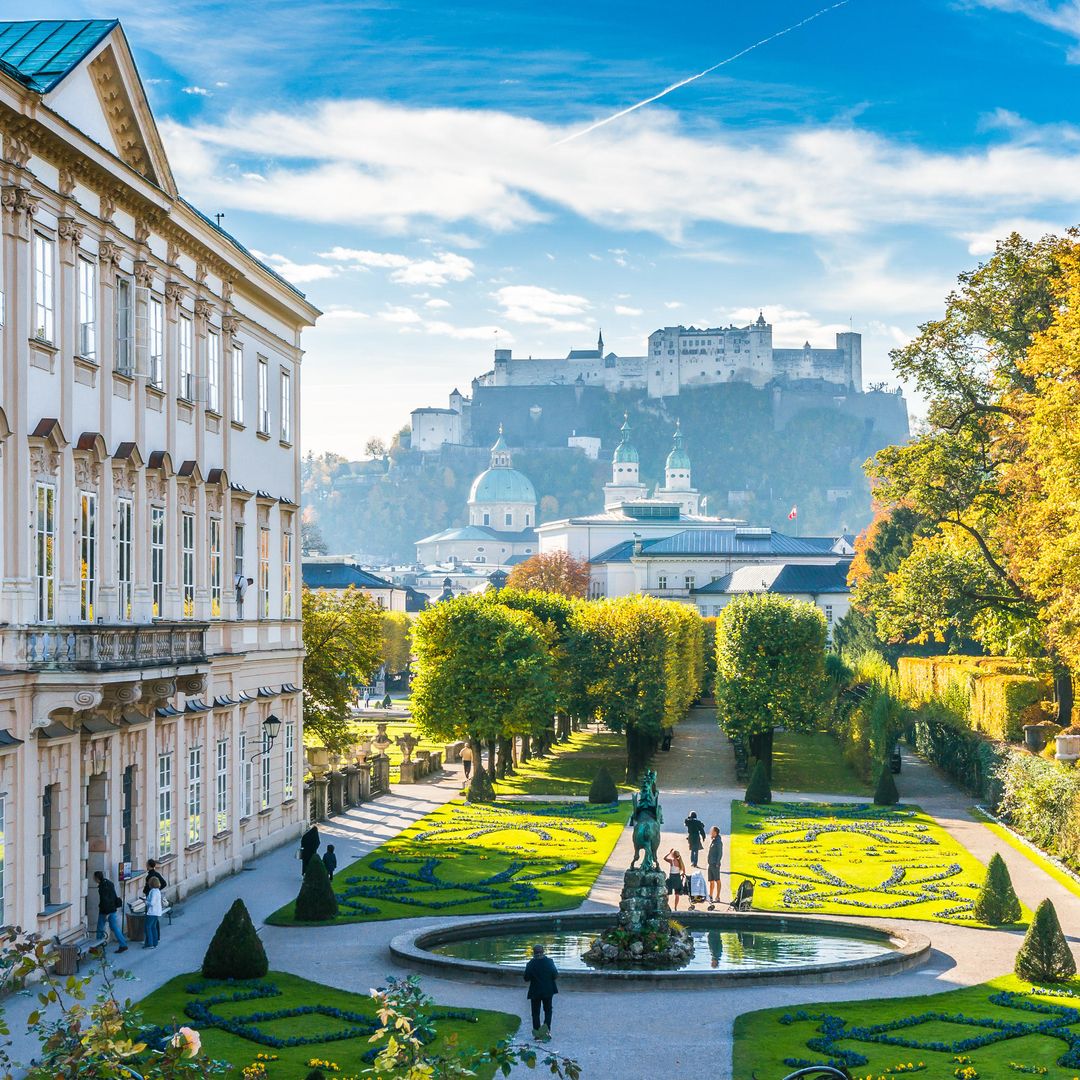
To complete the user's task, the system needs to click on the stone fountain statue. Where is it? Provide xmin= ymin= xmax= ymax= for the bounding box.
xmin=583 ymin=769 xmax=694 ymax=968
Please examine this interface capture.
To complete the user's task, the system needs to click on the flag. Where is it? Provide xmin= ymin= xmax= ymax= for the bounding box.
xmin=787 ymin=506 xmax=798 ymax=520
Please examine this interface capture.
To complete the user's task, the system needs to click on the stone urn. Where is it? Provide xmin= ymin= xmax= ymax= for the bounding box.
xmin=373 ymin=722 xmax=392 ymax=755
xmin=1055 ymin=730 xmax=1080 ymax=762
xmin=354 ymin=738 xmax=373 ymax=764
xmin=306 ymin=746 xmax=330 ymax=772
xmin=396 ymin=732 xmax=419 ymax=764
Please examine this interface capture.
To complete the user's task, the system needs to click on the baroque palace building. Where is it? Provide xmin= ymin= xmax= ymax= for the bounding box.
xmin=0 ymin=21 xmax=319 ymax=935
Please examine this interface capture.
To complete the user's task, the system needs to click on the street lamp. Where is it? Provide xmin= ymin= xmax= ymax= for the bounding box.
xmin=263 ymin=713 xmax=282 ymax=749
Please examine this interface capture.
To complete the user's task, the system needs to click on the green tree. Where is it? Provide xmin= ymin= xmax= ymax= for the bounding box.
xmin=1014 ymin=898 xmax=1076 ymax=982
xmin=588 ymin=766 xmax=618 ymax=804
xmin=380 ymin=610 xmax=412 ymax=675
xmin=201 ymin=899 xmax=269 ymax=979
xmin=744 ymin=760 xmax=772 ymax=804
xmin=873 ymin=763 xmax=899 ymax=806
xmin=715 ymin=594 xmax=828 ymax=776
xmin=294 ymin=852 xmax=340 ymax=922
xmin=302 ymin=586 xmax=383 ymax=752
xmin=972 ymin=853 xmax=1022 ymax=925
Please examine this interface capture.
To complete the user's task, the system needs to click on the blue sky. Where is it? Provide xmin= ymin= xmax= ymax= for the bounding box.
xmin=43 ymin=0 xmax=1080 ymax=453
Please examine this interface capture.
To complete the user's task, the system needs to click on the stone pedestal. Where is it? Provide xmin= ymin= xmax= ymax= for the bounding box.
xmin=399 ymin=760 xmax=420 ymax=784
xmin=344 ymin=765 xmax=360 ymax=806
xmin=616 ymin=869 xmax=669 ymax=934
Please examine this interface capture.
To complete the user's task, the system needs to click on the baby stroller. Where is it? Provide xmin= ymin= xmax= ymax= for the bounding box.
xmin=686 ymin=871 xmax=708 ymax=909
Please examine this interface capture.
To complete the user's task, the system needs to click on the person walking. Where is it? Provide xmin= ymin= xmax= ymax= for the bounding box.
xmin=663 ymin=848 xmax=687 ymax=911
xmin=142 ymin=859 xmax=167 ymax=896
xmin=323 ymin=844 xmax=338 ymax=881
xmin=707 ymin=825 xmax=724 ymax=910
xmin=93 ymin=871 xmax=128 ymax=953
xmin=684 ymin=810 xmax=707 ymax=867
xmin=523 ymin=943 xmax=558 ymax=1040
xmin=143 ymin=879 xmax=163 ymax=949
xmin=300 ymin=824 xmax=321 ymax=876
xmin=460 ymin=743 xmax=474 ymax=782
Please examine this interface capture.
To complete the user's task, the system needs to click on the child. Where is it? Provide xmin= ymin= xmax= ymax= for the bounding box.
xmin=143 ymin=880 xmax=163 ymax=948
xmin=323 ymin=844 xmax=338 ymax=880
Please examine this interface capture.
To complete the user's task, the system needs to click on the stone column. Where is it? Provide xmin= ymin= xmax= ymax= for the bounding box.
xmin=343 ymin=764 xmax=359 ymax=806
xmin=357 ymin=762 xmax=371 ymax=803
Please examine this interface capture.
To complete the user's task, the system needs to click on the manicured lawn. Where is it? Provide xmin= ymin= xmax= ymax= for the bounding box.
xmin=733 ymin=975 xmax=1080 ymax=1079
xmin=770 ymin=730 xmax=872 ymax=796
xmin=267 ymin=798 xmax=625 ymax=925
xmin=492 ymin=728 xmax=636 ymax=796
xmin=349 ymin=719 xmax=440 ymax=781
xmin=730 ymin=801 xmax=1028 ymax=927
xmin=137 ymin=971 xmax=519 ymax=1080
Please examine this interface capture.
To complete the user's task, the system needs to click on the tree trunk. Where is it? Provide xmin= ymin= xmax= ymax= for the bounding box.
xmin=1054 ymin=664 xmax=1074 ymax=727
xmin=486 ymin=739 xmax=498 ymax=783
xmin=519 ymin=734 xmax=530 ymax=763
xmin=497 ymin=737 xmax=513 ymax=777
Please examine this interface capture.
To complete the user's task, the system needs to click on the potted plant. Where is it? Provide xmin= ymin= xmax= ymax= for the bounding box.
xmin=1054 ymin=725 xmax=1080 ymax=762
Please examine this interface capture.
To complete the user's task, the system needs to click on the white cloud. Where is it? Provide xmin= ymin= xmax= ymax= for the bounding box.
xmin=422 ymin=320 xmax=506 ymax=341
xmin=251 ymin=250 xmax=338 ymax=284
xmin=614 ymin=304 xmax=643 ymax=316
xmin=318 ymin=247 xmax=474 ymax=287
xmin=664 ymin=300 xmax=684 ymax=309
xmin=425 ymin=298 xmax=452 ymax=310
xmin=161 ymin=99 xmax=1080 ymax=241
xmin=957 ymin=217 xmax=1065 ymax=254
xmin=214 ymin=81 xmax=229 ymax=88
xmin=723 ymin=305 xmax=849 ymax=348
xmin=182 ymin=85 xmax=210 ymax=96
xmin=493 ymin=285 xmax=592 ymax=331
xmin=970 ymin=1 xmax=1080 ymax=60
xmin=320 ymin=306 xmax=370 ymax=320
xmin=381 ymin=305 xmax=423 ymax=324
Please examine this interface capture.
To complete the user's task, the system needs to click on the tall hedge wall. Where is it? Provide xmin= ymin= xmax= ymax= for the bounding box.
xmin=905 ymin=704 xmax=1009 ymax=804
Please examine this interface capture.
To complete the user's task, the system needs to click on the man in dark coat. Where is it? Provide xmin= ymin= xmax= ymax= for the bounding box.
xmin=299 ymin=825 xmax=320 ymax=877
xmin=93 ymin=870 xmax=128 ymax=952
xmin=707 ymin=825 xmax=724 ymax=909
xmin=523 ymin=943 xmax=558 ymax=1038
xmin=684 ymin=810 xmax=707 ymax=867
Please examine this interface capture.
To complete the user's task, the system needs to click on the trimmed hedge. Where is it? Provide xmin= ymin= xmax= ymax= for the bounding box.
xmin=905 ymin=705 xmax=1008 ymax=804
xmin=972 ymin=853 xmax=1022 ymax=925
xmin=588 ymin=765 xmax=618 ymax=804
xmin=745 ymin=760 xmax=772 ymax=805
xmin=201 ymin=899 xmax=268 ymax=980
xmin=1015 ymin=899 xmax=1076 ymax=983
xmin=873 ymin=764 xmax=899 ymax=806
xmin=997 ymin=750 xmax=1080 ymax=872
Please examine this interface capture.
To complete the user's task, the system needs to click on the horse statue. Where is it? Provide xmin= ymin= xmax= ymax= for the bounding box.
xmin=629 ymin=769 xmax=663 ymax=872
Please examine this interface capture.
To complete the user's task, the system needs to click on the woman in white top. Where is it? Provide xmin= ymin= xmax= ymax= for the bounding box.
xmin=143 ymin=884 xmax=163 ymax=948
xmin=663 ymin=849 xmax=687 ymax=911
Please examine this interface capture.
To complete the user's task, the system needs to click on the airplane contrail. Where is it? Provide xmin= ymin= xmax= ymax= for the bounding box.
xmin=554 ymin=1 xmax=852 ymax=146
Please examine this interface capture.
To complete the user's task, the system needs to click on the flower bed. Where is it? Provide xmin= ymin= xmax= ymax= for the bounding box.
xmin=734 ymin=975 xmax=1080 ymax=1079
xmin=730 ymin=801 xmax=1025 ymax=927
xmin=136 ymin=971 xmax=518 ymax=1080
xmin=267 ymin=798 xmax=624 ymax=925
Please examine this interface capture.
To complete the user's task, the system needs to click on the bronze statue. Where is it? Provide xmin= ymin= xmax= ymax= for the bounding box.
xmin=629 ymin=769 xmax=663 ymax=872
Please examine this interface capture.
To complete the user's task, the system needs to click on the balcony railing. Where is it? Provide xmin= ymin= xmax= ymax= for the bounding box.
xmin=21 ymin=622 xmax=209 ymax=671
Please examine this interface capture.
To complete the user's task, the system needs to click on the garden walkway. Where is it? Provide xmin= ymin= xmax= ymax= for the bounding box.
xmin=5 ymin=713 xmax=1079 ymax=1078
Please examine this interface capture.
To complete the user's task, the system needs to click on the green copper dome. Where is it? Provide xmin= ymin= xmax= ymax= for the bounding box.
xmin=666 ymin=423 xmax=690 ymax=470
xmin=613 ymin=415 xmax=639 ymax=464
xmin=469 ymin=467 xmax=536 ymax=504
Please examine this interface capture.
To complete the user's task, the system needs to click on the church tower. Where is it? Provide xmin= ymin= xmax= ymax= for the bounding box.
xmin=603 ymin=414 xmax=649 ymax=509
xmin=653 ymin=420 xmax=700 ymax=515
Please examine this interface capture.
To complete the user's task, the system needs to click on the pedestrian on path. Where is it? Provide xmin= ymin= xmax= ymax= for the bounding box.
xmin=142 ymin=859 xmax=167 ymax=896
xmin=143 ymin=881 xmax=163 ymax=949
xmin=92 ymin=871 xmax=128 ymax=953
xmin=706 ymin=826 xmax=723 ymax=909
xmin=523 ymin=943 xmax=558 ymax=1039
xmin=300 ymin=824 xmax=321 ymax=876
xmin=460 ymin=743 xmax=473 ymax=781
xmin=684 ymin=810 xmax=706 ymax=867
xmin=663 ymin=848 xmax=688 ymax=911
xmin=323 ymin=844 xmax=338 ymax=880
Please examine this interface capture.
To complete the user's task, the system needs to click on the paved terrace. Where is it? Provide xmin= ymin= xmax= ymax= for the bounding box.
xmin=3 ymin=709 xmax=1078 ymax=1077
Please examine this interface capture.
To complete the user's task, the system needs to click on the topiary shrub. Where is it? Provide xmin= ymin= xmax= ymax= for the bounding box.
xmin=972 ymin=852 xmax=1022 ymax=925
xmin=589 ymin=765 xmax=618 ymax=804
xmin=745 ymin=760 xmax=771 ymax=805
xmin=201 ymin=898 xmax=268 ymax=979
xmin=294 ymin=849 xmax=340 ymax=922
xmin=1015 ymin=898 xmax=1077 ymax=982
xmin=305 ymin=1072 xmax=326 ymax=1080
xmin=466 ymin=765 xmax=496 ymax=804
xmin=874 ymin=763 xmax=899 ymax=806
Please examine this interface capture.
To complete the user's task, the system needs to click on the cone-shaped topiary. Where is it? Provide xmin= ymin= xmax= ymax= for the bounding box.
xmin=1015 ymin=898 xmax=1077 ymax=982
xmin=873 ymin=763 xmax=899 ymax=806
xmin=294 ymin=850 xmax=340 ymax=922
xmin=466 ymin=764 xmax=496 ymax=803
xmin=201 ymin=898 xmax=268 ymax=979
xmin=589 ymin=765 xmax=618 ymax=804
xmin=745 ymin=759 xmax=771 ymax=804
xmin=305 ymin=1072 xmax=326 ymax=1080
xmin=972 ymin=853 xmax=1022 ymax=925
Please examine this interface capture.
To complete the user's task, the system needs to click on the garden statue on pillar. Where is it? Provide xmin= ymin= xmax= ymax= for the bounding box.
xmin=373 ymin=722 xmax=392 ymax=755
xmin=397 ymin=731 xmax=421 ymax=782
xmin=583 ymin=770 xmax=694 ymax=968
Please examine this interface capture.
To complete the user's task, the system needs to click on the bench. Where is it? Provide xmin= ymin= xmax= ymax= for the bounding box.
xmin=165 ymin=902 xmax=184 ymax=926
xmin=731 ymin=740 xmax=750 ymax=781
xmin=53 ymin=920 xmax=98 ymax=975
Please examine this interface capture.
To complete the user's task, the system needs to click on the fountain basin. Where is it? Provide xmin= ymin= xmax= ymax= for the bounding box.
xmin=390 ymin=911 xmax=930 ymax=989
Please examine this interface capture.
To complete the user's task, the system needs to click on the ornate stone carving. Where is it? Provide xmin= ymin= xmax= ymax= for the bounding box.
xmin=58 ymin=168 xmax=78 ymax=198
xmin=222 ymin=280 xmax=234 ymax=303
xmin=134 ymin=219 xmax=151 ymax=245
xmin=178 ymin=673 xmax=207 ymax=695
xmin=206 ymin=489 xmax=222 ymax=513
xmin=29 ymin=444 xmax=61 ymax=480
xmin=99 ymin=240 xmax=123 ymax=265
xmin=100 ymin=192 xmax=116 ymax=222
xmin=194 ymin=297 xmax=214 ymax=322
xmin=112 ymin=462 xmax=135 ymax=497
xmin=134 ymin=260 xmax=156 ymax=288
xmin=58 ymin=215 xmax=85 ymax=247
xmin=195 ymin=261 xmax=208 ymax=285
xmin=2 ymin=134 xmax=31 ymax=169
xmin=177 ymin=482 xmax=195 ymax=508
xmin=165 ymin=280 xmax=186 ymax=306
xmin=2 ymin=186 xmax=38 ymax=217
xmin=73 ymin=456 xmax=101 ymax=491
xmin=166 ymin=241 xmax=181 ymax=266
xmin=144 ymin=678 xmax=176 ymax=705
xmin=146 ymin=474 xmax=166 ymax=501
xmin=221 ymin=314 xmax=241 ymax=337
xmin=31 ymin=687 xmax=105 ymax=731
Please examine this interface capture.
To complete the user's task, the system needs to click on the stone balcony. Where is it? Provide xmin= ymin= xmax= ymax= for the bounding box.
xmin=18 ymin=622 xmax=209 ymax=672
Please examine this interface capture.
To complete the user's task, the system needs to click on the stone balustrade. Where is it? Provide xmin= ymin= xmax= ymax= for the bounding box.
xmin=19 ymin=622 xmax=208 ymax=671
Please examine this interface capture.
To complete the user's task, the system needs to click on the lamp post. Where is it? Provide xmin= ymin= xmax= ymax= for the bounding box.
xmin=250 ymin=713 xmax=282 ymax=759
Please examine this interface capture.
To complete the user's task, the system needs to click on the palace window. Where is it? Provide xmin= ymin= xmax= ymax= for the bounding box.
xmin=115 ymin=276 xmax=133 ymax=373
xmin=77 ymin=256 xmax=96 ymax=359
xmin=187 ymin=746 xmax=202 ymax=845
xmin=215 ymin=738 xmax=229 ymax=834
xmin=504 ymin=512 xmax=513 ymax=526
xmin=0 ymin=795 xmax=6 ymax=914
xmin=157 ymin=753 xmax=173 ymax=856
xmin=179 ymin=315 xmax=194 ymax=399
xmin=33 ymin=233 xmax=54 ymax=342
xmin=79 ymin=491 xmax=97 ymax=621
xmin=284 ymin=722 xmax=295 ymax=800
xmin=257 ymin=357 xmax=269 ymax=433
xmin=657 ymin=575 xmax=668 ymax=590
xmin=261 ymin=727 xmax=271 ymax=810
xmin=231 ymin=346 xmax=244 ymax=423
xmin=259 ymin=527 xmax=270 ymax=619
xmin=35 ymin=482 xmax=55 ymax=622
xmin=41 ymin=784 xmax=59 ymax=906
xmin=280 ymin=368 xmax=291 ymax=442
xmin=122 ymin=765 xmax=135 ymax=865
xmin=685 ymin=575 xmax=695 ymax=591
xmin=117 ymin=497 xmax=133 ymax=620
xmin=151 ymin=507 xmax=165 ymax=616
xmin=824 ymin=604 xmax=834 ymax=624
xmin=482 ymin=512 xmax=490 ymax=526
xmin=282 ymin=530 xmax=293 ymax=617
xmin=240 ymin=731 xmax=253 ymax=819
xmin=181 ymin=512 xmax=195 ymax=617
xmin=209 ymin=518 xmax=222 ymax=617
xmin=149 ymin=296 xmax=164 ymax=387
xmin=207 ymin=331 xmax=221 ymax=413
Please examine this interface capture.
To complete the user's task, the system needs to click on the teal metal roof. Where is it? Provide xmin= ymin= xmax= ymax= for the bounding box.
xmin=0 ymin=20 xmax=117 ymax=93
xmin=613 ymin=416 xmax=639 ymax=464
xmin=469 ymin=467 xmax=536 ymax=505
xmin=666 ymin=423 xmax=690 ymax=471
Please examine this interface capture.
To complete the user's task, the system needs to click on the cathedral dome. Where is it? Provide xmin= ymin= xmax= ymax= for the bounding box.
xmin=612 ymin=415 xmax=639 ymax=464
xmin=469 ymin=466 xmax=536 ymax=505
xmin=665 ymin=422 xmax=690 ymax=470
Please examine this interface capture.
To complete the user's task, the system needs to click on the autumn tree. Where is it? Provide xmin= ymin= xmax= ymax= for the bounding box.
xmin=379 ymin=610 xmax=412 ymax=675
xmin=715 ymin=593 xmax=828 ymax=776
xmin=301 ymin=586 xmax=383 ymax=752
xmin=506 ymin=551 xmax=590 ymax=598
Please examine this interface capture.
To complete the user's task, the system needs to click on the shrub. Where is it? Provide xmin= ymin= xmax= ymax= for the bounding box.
xmin=201 ymin=898 xmax=268 ymax=979
xmin=997 ymin=751 xmax=1080 ymax=872
xmin=873 ymin=763 xmax=899 ymax=806
xmin=466 ymin=765 xmax=496 ymax=804
xmin=305 ymin=1072 xmax=326 ymax=1080
xmin=972 ymin=853 xmax=1022 ymax=925
xmin=745 ymin=760 xmax=771 ymax=804
xmin=906 ymin=703 xmax=1008 ymax=802
xmin=588 ymin=765 xmax=618 ymax=804
xmin=294 ymin=850 xmax=340 ymax=922
xmin=1014 ymin=899 xmax=1076 ymax=982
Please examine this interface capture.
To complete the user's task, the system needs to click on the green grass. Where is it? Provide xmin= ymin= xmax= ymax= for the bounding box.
xmin=731 ymin=801 xmax=1028 ymax=927
xmin=349 ymin=719 xmax=440 ymax=781
xmin=491 ymin=728 xmax=635 ymax=796
xmin=770 ymin=730 xmax=872 ymax=796
xmin=267 ymin=798 xmax=625 ymax=925
xmin=136 ymin=971 xmax=518 ymax=1080
xmin=733 ymin=974 xmax=1080 ymax=1080
xmin=972 ymin=806 xmax=1080 ymax=902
